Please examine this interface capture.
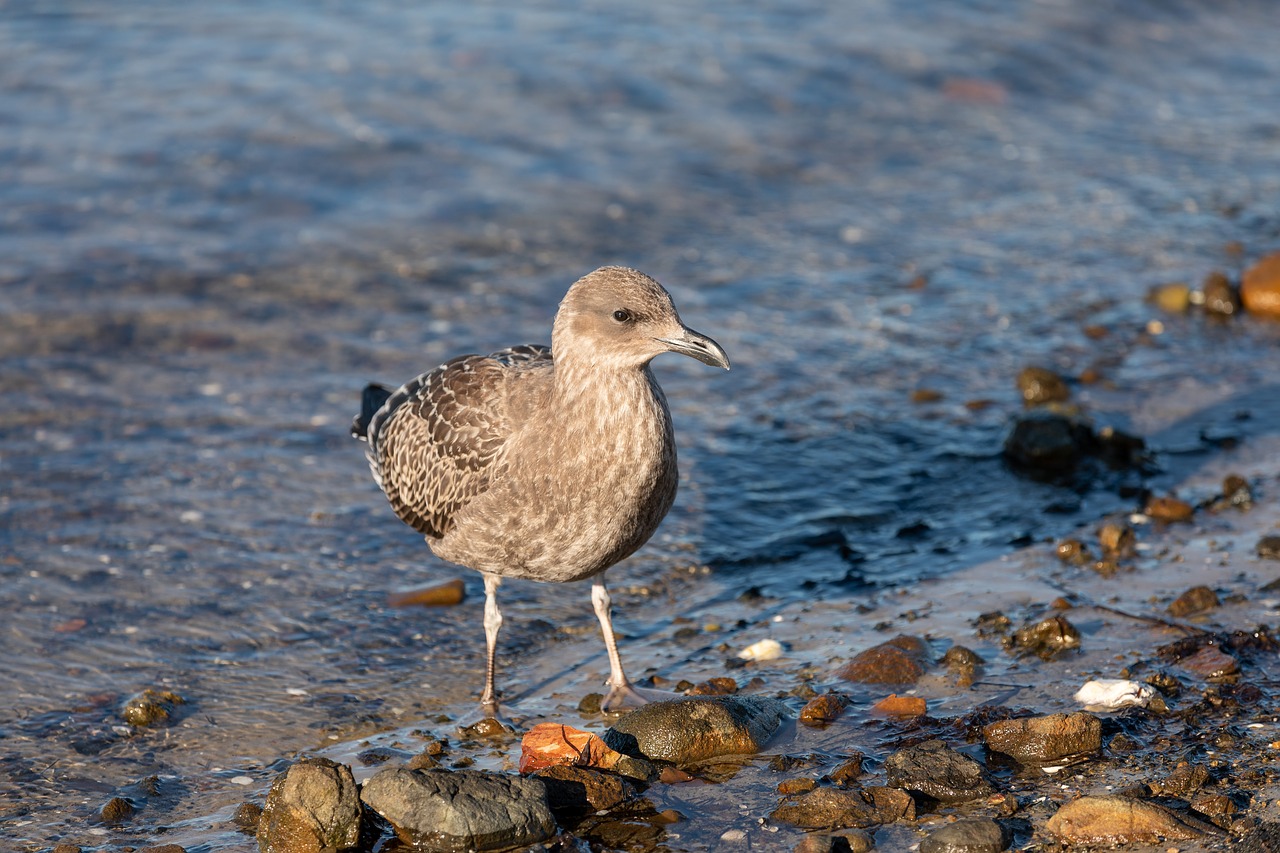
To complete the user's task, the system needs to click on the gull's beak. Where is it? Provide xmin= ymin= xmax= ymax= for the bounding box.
xmin=655 ymin=326 xmax=731 ymax=370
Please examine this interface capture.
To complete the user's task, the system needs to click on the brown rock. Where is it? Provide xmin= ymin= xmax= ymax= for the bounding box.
xmin=533 ymin=764 xmax=639 ymax=816
xmin=122 ymin=689 xmax=185 ymax=728
xmin=1257 ymin=535 xmax=1280 ymax=560
xmin=983 ymin=712 xmax=1102 ymax=765
xmin=257 ymin=757 xmax=361 ymax=853
xmin=1202 ymin=271 xmax=1240 ymax=317
xmin=1241 ymin=252 xmax=1280 ymax=319
xmin=778 ymin=778 xmax=818 ymax=796
xmin=941 ymin=645 xmax=983 ymax=687
xmin=883 ymin=739 xmax=994 ymax=804
xmin=1046 ymin=795 xmax=1204 ymax=844
xmin=233 ymin=801 xmax=263 ymax=831
xmin=1054 ymin=538 xmax=1091 ymax=566
xmin=1219 ymin=474 xmax=1253 ymax=509
xmin=1145 ymin=494 xmax=1195 ymax=523
xmin=800 ymin=694 xmax=851 ymax=726
xmin=1178 ymin=646 xmax=1239 ymax=680
xmin=865 ymin=786 xmax=916 ymax=823
xmin=1098 ymin=522 xmax=1135 ymax=558
xmin=1016 ymin=366 xmax=1070 ymax=405
xmin=99 ymin=796 xmax=134 ymax=824
xmin=685 ymin=676 xmax=738 ymax=696
xmin=834 ymin=635 xmax=929 ymax=685
xmin=826 ymin=755 xmax=864 ymax=788
xmin=140 ymin=846 xmax=187 ymax=853
xmin=770 ymin=788 xmax=878 ymax=830
xmin=1005 ymin=615 xmax=1081 ymax=659
xmin=1150 ymin=761 xmax=1210 ymax=798
xmin=1168 ymin=585 xmax=1219 ymax=618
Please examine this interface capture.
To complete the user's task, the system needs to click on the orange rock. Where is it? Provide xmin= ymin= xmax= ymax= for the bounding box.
xmin=386 ymin=578 xmax=466 ymax=607
xmin=1145 ymin=495 xmax=1194 ymax=523
xmin=1242 ymin=252 xmax=1280 ymax=319
xmin=518 ymin=723 xmax=633 ymax=775
xmin=799 ymin=694 xmax=851 ymax=726
xmin=871 ymin=694 xmax=926 ymax=717
xmin=834 ymin=636 xmax=929 ymax=685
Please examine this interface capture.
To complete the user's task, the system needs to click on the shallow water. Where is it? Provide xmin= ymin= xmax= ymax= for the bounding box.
xmin=4 ymin=0 xmax=1280 ymax=847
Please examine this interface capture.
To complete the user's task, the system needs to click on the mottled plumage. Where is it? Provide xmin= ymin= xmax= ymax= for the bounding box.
xmin=353 ymin=266 xmax=729 ymax=721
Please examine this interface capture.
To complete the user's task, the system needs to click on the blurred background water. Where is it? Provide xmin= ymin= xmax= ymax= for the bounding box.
xmin=3 ymin=0 xmax=1280 ymax=846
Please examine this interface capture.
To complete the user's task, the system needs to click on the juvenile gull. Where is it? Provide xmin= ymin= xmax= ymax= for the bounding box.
xmin=352 ymin=266 xmax=729 ymax=721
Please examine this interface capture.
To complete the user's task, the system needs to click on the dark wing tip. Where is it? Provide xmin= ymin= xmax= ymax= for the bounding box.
xmin=352 ymin=383 xmax=393 ymax=440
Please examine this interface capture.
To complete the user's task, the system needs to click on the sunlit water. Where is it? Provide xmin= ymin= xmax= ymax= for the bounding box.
xmin=3 ymin=0 xmax=1280 ymax=846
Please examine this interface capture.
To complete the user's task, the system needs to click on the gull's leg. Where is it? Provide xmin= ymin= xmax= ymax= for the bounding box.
xmin=479 ymin=573 xmax=503 ymax=716
xmin=592 ymin=574 xmax=675 ymax=711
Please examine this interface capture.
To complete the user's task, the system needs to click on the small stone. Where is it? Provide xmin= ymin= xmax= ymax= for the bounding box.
xmin=1219 ymin=474 xmax=1253 ymax=509
xmin=883 ymin=739 xmax=994 ymax=804
xmin=739 ymin=638 xmax=785 ymax=661
xmin=533 ymin=764 xmax=639 ymax=817
xmin=1150 ymin=761 xmax=1210 ymax=798
xmin=52 ymin=845 xmax=82 ymax=853
xmin=1148 ymin=282 xmax=1192 ymax=313
xmin=1005 ymin=615 xmax=1081 ymax=659
xmin=122 ymin=689 xmax=185 ymax=728
xmin=1046 ymin=795 xmax=1204 ymax=844
xmin=460 ymin=717 xmax=511 ymax=738
xmin=360 ymin=768 xmax=554 ymax=852
xmin=826 ymin=755 xmax=864 ymax=788
xmin=1178 ymin=645 xmax=1239 ymax=680
xmin=834 ymin=635 xmax=929 ymax=685
xmin=778 ymin=778 xmax=818 ymax=796
xmin=919 ymin=817 xmax=1011 ymax=853
xmin=1168 ymin=585 xmax=1220 ymax=617
xmin=685 ymin=676 xmax=738 ymax=695
xmin=865 ymin=786 xmax=916 ymax=823
xmin=1054 ymin=538 xmax=1091 ymax=566
xmin=257 ymin=757 xmax=361 ymax=853
xmin=232 ymin=801 xmax=262 ymax=831
xmin=99 ymin=796 xmax=134 ymax=824
xmin=1098 ymin=522 xmax=1135 ymax=558
xmin=1074 ymin=679 xmax=1162 ymax=712
xmin=140 ymin=846 xmax=186 ymax=853
xmin=983 ymin=712 xmax=1102 ymax=765
xmin=577 ymin=693 xmax=604 ymax=714
xmin=942 ymin=645 xmax=983 ymax=687
xmin=603 ymin=696 xmax=790 ymax=764
xmin=1145 ymin=495 xmax=1195 ymax=523
xmin=1241 ymin=251 xmax=1280 ymax=320
xmin=912 ymin=388 xmax=945 ymax=403
xmin=386 ymin=578 xmax=466 ymax=607
xmin=800 ymin=694 xmax=851 ymax=726
xmin=1016 ymin=366 xmax=1071 ymax=405
xmin=974 ymin=612 xmax=1012 ymax=637
xmin=1202 ymin=271 xmax=1240 ymax=317
xmin=1256 ymin=535 xmax=1280 ymax=561
xmin=1003 ymin=410 xmax=1093 ymax=475
xmin=769 ymin=787 xmax=878 ymax=830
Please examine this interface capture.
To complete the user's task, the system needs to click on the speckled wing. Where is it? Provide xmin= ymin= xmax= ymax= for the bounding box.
xmin=362 ymin=345 xmax=551 ymax=538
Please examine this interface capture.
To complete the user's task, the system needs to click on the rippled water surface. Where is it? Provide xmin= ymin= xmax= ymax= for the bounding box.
xmin=4 ymin=0 xmax=1280 ymax=847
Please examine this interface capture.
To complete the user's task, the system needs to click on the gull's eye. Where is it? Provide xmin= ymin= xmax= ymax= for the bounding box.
xmin=612 ymin=309 xmax=633 ymax=323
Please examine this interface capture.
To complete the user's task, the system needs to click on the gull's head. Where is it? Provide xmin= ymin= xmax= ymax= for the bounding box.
xmin=552 ymin=266 xmax=730 ymax=372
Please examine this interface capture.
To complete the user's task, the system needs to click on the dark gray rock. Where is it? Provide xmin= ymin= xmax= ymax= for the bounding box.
xmin=920 ymin=818 xmax=1010 ymax=853
xmin=257 ymin=757 xmax=360 ymax=853
xmin=884 ymin=740 xmax=994 ymax=804
xmin=360 ymin=767 xmax=555 ymax=852
xmin=1003 ymin=409 xmax=1095 ymax=476
xmin=603 ymin=696 xmax=789 ymax=764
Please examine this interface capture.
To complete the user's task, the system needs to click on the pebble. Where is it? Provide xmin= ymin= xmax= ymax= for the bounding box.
xmin=799 ymin=693 xmax=851 ymax=726
xmin=833 ymin=635 xmax=929 ymax=685
xmin=1054 ymin=538 xmax=1092 ymax=566
xmin=1016 ymin=366 xmax=1071 ymax=405
xmin=602 ymin=696 xmax=790 ymax=764
xmin=122 ymin=689 xmax=185 ymax=728
xmin=919 ymin=817 xmax=1011 ymax=853
xmin=257 ymin=757 xmax=360 ymax=853
xmin=1098 ymin=521 xmax=1135 ymax=558
xmin=231 ymin=801 xmax=262 ymax=831
xmin=1005 ymin=614 xmax=1081 ymax=659
xmin=533 ymin=764 xmax=639 ymax=817
xmin=1144 ymin=494 xmax=1195 ymax=523
xmin=983 ymin=712 xmax=1102 ymax=765
xmin=1202 ymin=270 xmax=1240 ymax=317
xmin=825 ymin=755 xmax=864 ymax=787
xmin=519 ymin=722 xmax=655 ymax=782
xmin=870 ymin=694 xmax=926 ymax=717
xmin=1045 ymin=795 xmax=1204 ymax=844
xmin=1219 ymin=473 xmax=1253 ymax=509
xmin=1241 ymin=251 xmax=1280 ymax=319
xmin=1178 ymin=645 xmax=1239 ymax=680
xmin=360 ymin=768 xmax=554 ymax=852
xmin=883 ymin=739 xmax=994 ymax=804
xmin=941 ymin=645 xmax=983 ymax=686
xmin=386 ymin=577 xmax=466 ymax=607
xmin=769 ymin=787 xmax=878 ymax=830
xmin=1168 ymin=585 xmax=1220 ymax=617
xmin=1002 ymin=409 xmax=1092 ymax=475
xmin=98 ymin=796 xmax=134 ymax=824
xmin=1256 ymin=535 xmax=1280 ymax=560
xmin=1148 ymin=282 xmax=1192 ymax=313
